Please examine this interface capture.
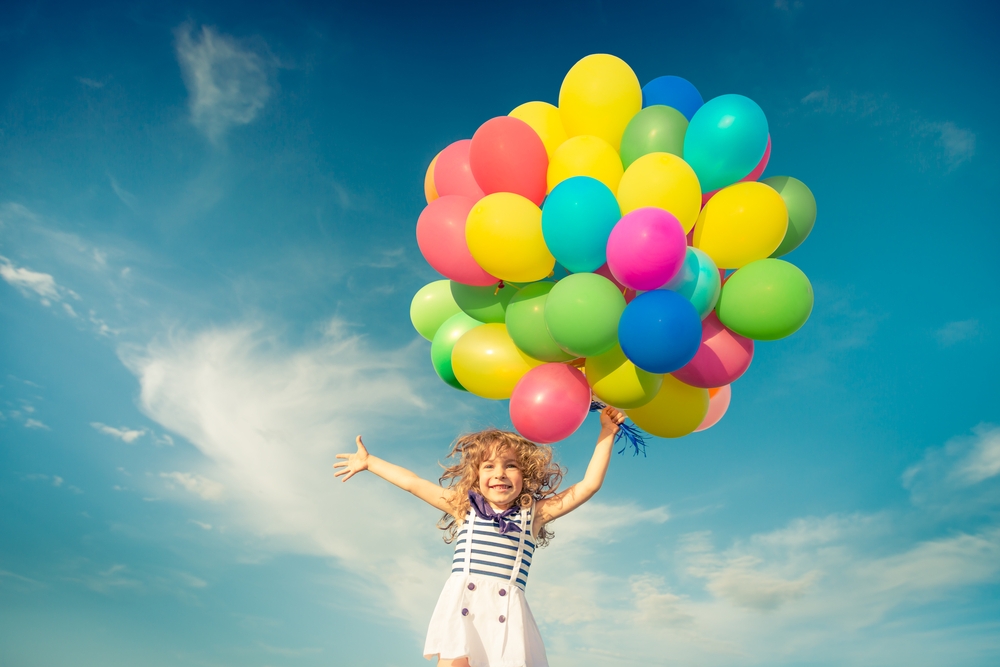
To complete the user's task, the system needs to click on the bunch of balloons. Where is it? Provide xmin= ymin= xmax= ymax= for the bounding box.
xmin=409 ymin=54 xmax=816 ymax=444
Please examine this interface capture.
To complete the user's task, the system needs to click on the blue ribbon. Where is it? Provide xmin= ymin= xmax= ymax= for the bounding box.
xmin=589 ymin=400 xmax=647 ymax=457
xmin=468 ymin=490 xmax=522 ymax=534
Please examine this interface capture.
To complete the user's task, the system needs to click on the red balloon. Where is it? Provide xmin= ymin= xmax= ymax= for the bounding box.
xmin=670 ymin=312 xmax=753 ymax=388
xmin=434 ymin=140 xmax=485 ymax=201
xmin=416 ymin=195 xmax=497 ymax=286
xmin=700 ymin=134 xmax=772 ymax=207
xmin=469 ymin=117 xmax=548 ymax=206
xmin=509 ymin=364 xmax=591 ymax=444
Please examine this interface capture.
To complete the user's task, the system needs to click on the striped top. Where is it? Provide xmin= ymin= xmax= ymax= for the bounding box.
xmin=452 ymin=504 xmax=535 ymax=591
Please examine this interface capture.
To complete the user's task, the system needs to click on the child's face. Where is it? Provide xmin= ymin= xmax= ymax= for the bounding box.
xmin=477 ymin=447 xmax=523 ymax=510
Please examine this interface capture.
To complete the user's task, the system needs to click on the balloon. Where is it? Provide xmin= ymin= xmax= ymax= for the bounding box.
xmin=660 ymin=247 xmax=721 ymax=319
xmin=424 ymin=152 xmax=441 ymax=204
xmin=616 ymin=153 xmax=702 ymax=231
xmin=764 ymin=176 xmax=817 ymax=257
xmin=700 ymin=134 xmax=771 ymax=207
xmin=620 ymin=106 xmax=688 ymax=169
xmin=683 ymin=94 xmax=769 ymax=193
xmin=509 ymin=101 xmax=568 ymax=158
xmin=434 ymin=140 xmax=486 ymax=200
xmin=451 ymin=323 xmax=543 ymax=399
xmin=692 ymin=181 xmax=788 ymax=269
xmin=547 ymin=135 xmax=624 ymax=195
xmin=670 ymin=312 xmax=754 ymax=388
xmin=410 ymin=280 xmax=462 ymax=340
xmin=544 ymin=273 xmax=626 ymax=358
xmin=716 ymin=259 xmax=813 ymax=341
xmin=586 ymin=343 xmax=663 ymax=409
xmin=541 ymin=176 xmax=621 ymax=273
xmin=450 ymin=280 xmax=519 ymax=324
xmin=641 ymin=75 xmax=704 ymax=121
xmin=431 ymin=313 xmax=481 ymax=390
xmin=559 ymin=54 xmax=642 ymax=151
xmin=618 ymin=290 xmax=702 ymax=374
xmin=510 ymin=364 xmax=591 ymax=443
xmin=416 ymin=196 xmax=497 ymax=286
xmin=695 ymin=384 xmax=731 ymax=432
xmin=594 ymin=263 xmax=637 ymax=303
xmin=626 ymin=375 xmax=709 ymax=439
xmin=504 ymin=282 xmax=576 ymax=362
xmin=470 ymin=116 xmax=548 ymax=206
xmin=607 ymin=207 xmax=688 ymax=291
xmin=465 ymin=193 xmax=555 ymax=282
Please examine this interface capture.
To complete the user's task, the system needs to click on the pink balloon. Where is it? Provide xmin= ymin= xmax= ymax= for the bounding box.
xmin=671 ymin=312 xmax=753 ymax=388
xmin=510 ymin=364 xmax=591 ymax=444
xmin=695 ymin=384 xmax=731 ymax=432
xmin=416 ymin=195 xmax=497 ymax=286
xmin=470 ymin=117 xmax=548 ymax=206
xmin=594 ymin=263 xmax=637 ymax=303
xmin=700 ymin=134 xmax=772 ymax=207
xmin=606 ymin=208 xmax=687 ymax=291
xmin=434 ymin=140 xmax=486 ymax=201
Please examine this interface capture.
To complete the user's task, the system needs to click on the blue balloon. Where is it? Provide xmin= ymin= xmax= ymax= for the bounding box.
xmin=661 ymin=247 xmax=721 ymax=320
xmin=541 ymin=177 xmax=622 ymax=273
xmin=683 ymin=94 xmax=769 ymax=193
xmin=618 ymin=291 xmax=702 ymax=374
xmin=641 ymin=76 xmax=704 ymax=121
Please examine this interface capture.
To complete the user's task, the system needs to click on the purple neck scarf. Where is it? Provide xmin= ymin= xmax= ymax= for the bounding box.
xmin=468 ymin=490 xmax=522 ymax=535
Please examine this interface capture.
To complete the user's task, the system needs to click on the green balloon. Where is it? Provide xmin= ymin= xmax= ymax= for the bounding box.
xmin=764 ymin=176 xmax=817 ymax=258
xmin=450 ymin=281 xmax=519 ymax=323
xmin=410 ymin=280 xmax=462 ymax=341
xmin=716 ymin=259 xmax=813 ymax=341
xmin=620 ymin=105 xmax=689 ymax=170
xmin=505 ymin=282 xmax=577 ymax=362
xmin=430 ymin=312 xmax=481 ymax=390
xmin=544 ymin=273 xmax=626 ymax=358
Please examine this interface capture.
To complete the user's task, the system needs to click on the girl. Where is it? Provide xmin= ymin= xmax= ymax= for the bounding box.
xmin=334 ymin=406 xmax=626 ymax=667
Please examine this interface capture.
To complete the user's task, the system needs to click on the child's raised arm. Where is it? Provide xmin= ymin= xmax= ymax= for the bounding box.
xmin=534 ymin=406 xmax=625 ymax=530
xmin=334 ymin=436 xmax=457 ymax=514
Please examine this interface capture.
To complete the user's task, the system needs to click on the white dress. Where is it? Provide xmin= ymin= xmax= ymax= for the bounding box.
xmin=423 ymin=504 xmax=547 ymax=666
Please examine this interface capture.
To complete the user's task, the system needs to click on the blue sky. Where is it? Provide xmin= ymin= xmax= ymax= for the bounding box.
xmin=1 ymin=1 xmax=998 ymax=666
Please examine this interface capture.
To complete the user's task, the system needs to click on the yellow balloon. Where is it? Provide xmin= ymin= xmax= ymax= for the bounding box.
xmin=465 ymin=193 xmax=554 ymax=282
xmin=558 ymin=54 xmax=642 ymax=152
xmin=616 ymin=153 xmax=703 ymax=232
xmin=451 ymin=323 xmax=543 ymax=399
xmin=625 ymin=375 xmax=709 ymax=438
xmin=586 ymin=344 xmax=663 ymax=409
xmin=547 ymin=135 xmax=624 ymax=195
xmin=692 ymin=182 xmax=789 ymax=269
xmin=509 ymin=101 xmax=567 ymax=159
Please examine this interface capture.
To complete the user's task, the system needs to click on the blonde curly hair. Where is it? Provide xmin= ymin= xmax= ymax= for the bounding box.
xmin=438 ymin=429 xmax=565 ymax=548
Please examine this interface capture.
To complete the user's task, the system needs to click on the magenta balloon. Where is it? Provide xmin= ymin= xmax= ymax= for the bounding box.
xmin=671 ymin=312 xmax=754 ymax=388
xmin=695 ymin=384 xmax=732 ymax=432
xmin=434 ymin=140 xmax=486 ymax=201
xmin=594 ymin=263 xmax=637 ymax=303
xmin=509 ymin=363 xmax=591 ymax=444
xmin=416 ymin=195 xmax=497 ymax=286
xmin=606 ymin=208 xmax=687 ymax=291
xmin=700 ymin=135 xmax=772 ymax=207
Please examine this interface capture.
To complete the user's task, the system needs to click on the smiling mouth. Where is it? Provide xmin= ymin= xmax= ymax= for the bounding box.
xmin=490 ymin=484 xmax=511 ymax=491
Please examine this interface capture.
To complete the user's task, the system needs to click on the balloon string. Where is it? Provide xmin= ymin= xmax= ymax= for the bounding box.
xmin=588 ymin=399 xmax=647 ymax=457
xmin=494 ymin=280 xmax=505 ymax=295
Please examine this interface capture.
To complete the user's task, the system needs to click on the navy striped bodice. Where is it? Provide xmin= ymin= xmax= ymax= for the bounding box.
xmin=451 ymin=505 xmax=535 ymax=590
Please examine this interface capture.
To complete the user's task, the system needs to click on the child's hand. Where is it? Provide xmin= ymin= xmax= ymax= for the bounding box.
xmin=333 ymin=436 xmax=370 ymax=482
xmin=600 ymin=406 xmax=626 ymax=435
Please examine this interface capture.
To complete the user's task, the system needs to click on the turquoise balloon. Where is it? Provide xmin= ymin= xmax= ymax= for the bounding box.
xmin=430 ymin=312 xmax=481 ymax=390
xmin=661 ymin=247 xmax=721 ymax=320
xmin=450 ymin=281 xmax=519 ymax=323
xmin=683 ymin=94 xmax=769 ymax=193
xmin=541 ymin=177 xmax=622 ymax=273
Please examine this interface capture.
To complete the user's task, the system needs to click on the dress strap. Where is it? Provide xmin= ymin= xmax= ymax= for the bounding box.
xmin=508 ymin=504 xmax=529 ymax=586
xmin=462 ymin=509 xmax=473 ymax=575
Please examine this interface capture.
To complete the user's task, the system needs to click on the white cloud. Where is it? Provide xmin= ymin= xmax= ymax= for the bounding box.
xmin=175 ymin=24 xmax=275 ymax=142
xmin=903 ymin=423 xmax=1000 ymax=514
xmin=160 ymin=472 xmax=225 ymax=501
xmin=920 ymin=121 xmax=976 ymax=169
xmin=935 ymin=318 xmax=980 ymax=346
xmin=91 ymin=422 xmax=146 ymax=443
xmin=24 ymin=418 xmax=50 ymax=430
xmin=108 ymin=174 xmax=137 ymax=210
xmin=189 ymin=520 xmax=213 ymax=530
xmin=52 ymin=475 xmax=63 ymax=487
xmin=0 ymin=255 xmax=62 ymax=304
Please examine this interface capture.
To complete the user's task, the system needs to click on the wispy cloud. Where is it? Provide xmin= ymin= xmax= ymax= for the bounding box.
xmin=75 ymin=76 xmax=106 ymax=89
xmin=24 ymin=418 xmax=50 ymax=430
xmin=935 ymin=318 xmax=980 ymax=347
xmin=108 ymin=174 xmax=137 ymax=210
xmin=0 ymin=255 xmax=65 ymax=305
xmin=91 ymin=422 xmax=146 ymax=443
xmin=160 ymin=472 xmax=225 ymax=501
xmin=175 ymin=23 xmax=275 ymax=142
xmin=918 ymin=121 xmax=976 ymax=170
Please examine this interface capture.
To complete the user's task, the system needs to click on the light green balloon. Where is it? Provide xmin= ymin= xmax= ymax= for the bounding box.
xmin=544 ymin=273 xmax=626 ymax=358
xmin=619 ymin=105 xmax=688 ymax=169
xmin=450 ymin=281 xmax=519 ymax=323
xmin=430 ymin=312 xmax=481 ymax=391
xmin=410 ymin=280 xmax=462 ymax=341
xmin=505 ymin=282 xmax=577 ymax=362
xmin=715 ymin=259 xmax=813 ymax=341
xmin=764 ymin=176 xmax=817 ymax=258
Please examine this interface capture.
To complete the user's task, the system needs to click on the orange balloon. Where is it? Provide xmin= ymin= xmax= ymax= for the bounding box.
xmin=424 ymin=153 xmax=440 ymax=204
